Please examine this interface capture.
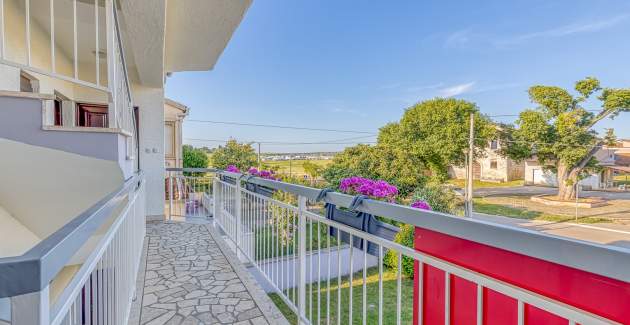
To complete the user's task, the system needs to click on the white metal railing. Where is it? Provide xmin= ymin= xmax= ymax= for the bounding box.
xmin=211 ymin=174 xmax=619 ymax=325
xmin=49 ymin=179 xmax=145 ymax=325
xmin=0 ymin=174 xmax=145 ymax=325
xmin=165 ymin=169 xmax=214 ymax=219
xmin=0 ymin=0 xmax=135 ymax=136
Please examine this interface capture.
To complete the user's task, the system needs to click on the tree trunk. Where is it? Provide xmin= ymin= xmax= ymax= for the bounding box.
xmin=557 ymin=163 xmax=576 ymax=201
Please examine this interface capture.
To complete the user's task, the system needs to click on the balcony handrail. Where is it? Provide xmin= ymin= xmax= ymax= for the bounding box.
xmin=178 ymin=167 xmax=630 ymax=284
xmin=112 ymin=0 xmax=133 ymax=104
xmin=0 ymin=172 xmax=144 ymax=298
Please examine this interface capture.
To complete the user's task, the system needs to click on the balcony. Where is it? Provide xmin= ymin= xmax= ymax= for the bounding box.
xmin=1 ymin=168 xmax=629 ymax=324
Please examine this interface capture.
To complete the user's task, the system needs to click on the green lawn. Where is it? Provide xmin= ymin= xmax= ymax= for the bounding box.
xmin=262 ymin=159 xmax=332 ymax=177
xmin=447 ymin=178 xmax=524 ymax=189
xmin=254 ymin=222 xmax=339 ymax=260
xmin=614 ymin=174 xmax=630 ymax=186
xmin=269 ymin=267 xmax=414 ymax=325
xmin=473 ymin=198 xmax=608 ymax=224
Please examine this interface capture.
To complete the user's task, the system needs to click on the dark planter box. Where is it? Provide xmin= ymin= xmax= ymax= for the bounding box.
xmin=325 ymin=203 xmax=367 ymax=250
xmin=365 ymin=215 xmax=399 ymax=255
xmin=245 ymin=182 xmax=275 ymax=197
xmin=325 ymin=204 xmax=400 ymax=256
xmin=220 ymin=175 xmax=236 ymax=185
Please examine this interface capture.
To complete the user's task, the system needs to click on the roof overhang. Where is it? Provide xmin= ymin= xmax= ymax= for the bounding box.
xmin=164 ymin=0 xmax=252 ymax=73
xmin=165 ymin=98 xmax=189 ymax=115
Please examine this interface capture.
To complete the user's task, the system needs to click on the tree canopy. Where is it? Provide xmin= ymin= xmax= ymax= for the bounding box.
xmin=210 ymin=139 xmax=258 ymax=171
xmin=323 ymin=98 xmax=495 ymax=196
xmin=183 ymin=145 xmax=209 ymax=169
xmin=501 ymin=77 xmax=630 ymax=200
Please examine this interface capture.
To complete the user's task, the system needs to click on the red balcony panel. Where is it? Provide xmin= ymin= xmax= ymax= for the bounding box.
xmin=412 ymin=226 xmax=630 ymax=324
xmin=483 ymin=288 xmax=518 ymax=325
xmin=450 ymin=275 xmax=477 ymax=325
xmin=421 ymin=264 xmax=446 ymax=325
xmin=525 ymin=304 xmax=567 ymax=325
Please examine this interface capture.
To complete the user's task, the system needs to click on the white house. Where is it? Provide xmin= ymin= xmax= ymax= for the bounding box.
xmin=449 ymin=139 xmax=525 ymax=182
xmin=164 ymin=98 xmax=189 ymax=169
xmin=524 ymin=142 xmax=630 ymax=190
xmin=0 ymin=0 xmax=251 ymax=323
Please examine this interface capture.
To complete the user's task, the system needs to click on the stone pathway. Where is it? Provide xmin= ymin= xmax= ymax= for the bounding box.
xmin=135 ymin=221 xmax=285 ymax=325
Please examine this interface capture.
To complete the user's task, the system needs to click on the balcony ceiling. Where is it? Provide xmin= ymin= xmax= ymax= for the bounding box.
xmin=164 ymin=0 xmax=252 ymax=73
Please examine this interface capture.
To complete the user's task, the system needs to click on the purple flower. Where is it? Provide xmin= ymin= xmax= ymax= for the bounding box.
xmin=410 ymin=200 xmax=432 ymax=211
xmin=339 ymin=177 xmax=398 ymax=201
xmin=248 ymin=167 xmax=259 ymax=175
xmin=248 ymin=167 xmax=277 ymax=180
xmin=226 ymin=165 xmax=240 ymax=173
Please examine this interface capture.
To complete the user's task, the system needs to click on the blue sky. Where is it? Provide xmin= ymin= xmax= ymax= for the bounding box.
xmin=165 ymin=0 xmax=630 ymax=153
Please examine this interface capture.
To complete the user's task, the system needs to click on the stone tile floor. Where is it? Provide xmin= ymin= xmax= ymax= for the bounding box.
xmin=131 ymin=220 xmax=287 ymax=325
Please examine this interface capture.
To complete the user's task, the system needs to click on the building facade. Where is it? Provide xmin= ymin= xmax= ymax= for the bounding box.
xmin=449 ymin=139 xmax=525 ymax=182
xmin=164 ymin=98 xmax=189 ymax=169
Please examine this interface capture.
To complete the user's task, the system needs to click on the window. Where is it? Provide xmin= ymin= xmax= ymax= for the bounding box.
xmin=490 ymin=159 xmax=498 ymax=169
xmin=76 ymin=103 xmax=108 ymax=127
xmin=53 ymin=92 xmax=69 ymax=126
xmin=490 ymin=140 xmax=498 ymax=150
xmin=164 ymin=122 xmax=175 ymax=158
xmin=20 ymin=71 xmax=39 ymax=93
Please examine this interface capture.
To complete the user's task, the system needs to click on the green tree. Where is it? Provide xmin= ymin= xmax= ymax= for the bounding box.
xmin=381 ymin=98 xmax=496 ymax=181
xmin=183 ymin=145 xmax=209 ymax=169
xmin=302 ymin=161 xmax=323 ymax=185
xmin=501 ymin=77 xmax=630 ymax=200
xmin=210 ymin=139 xmax=258 ymax=171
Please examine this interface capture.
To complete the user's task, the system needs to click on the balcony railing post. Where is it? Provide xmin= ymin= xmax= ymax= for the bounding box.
xmin=235 ymin=177 xmax=243 ymax=259
xmin=297 ymin=195 xmax=307 ymax=324
xmin=105 ymin=0 xmax=117 ymax=128
xmin=11 ymin=286 xmax=50 ymax=325
xmin=168 ymin=171 xmax=173 ymax=221
xmin=212 ymin=176 xmax=221 ymax=226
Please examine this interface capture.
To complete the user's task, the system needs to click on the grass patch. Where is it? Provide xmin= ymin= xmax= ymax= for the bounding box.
xmin=269 ymin=267 xmax=413 ymax=325
xmin=447 ymin=179 xmax=524 ymax=189
xmin=262 ymin=159 xmax=332 ymax=177
xmin=254 ymin=222 xmax=339 ymax=260
xmin=473 ymin=198 xmax=608 ymax=224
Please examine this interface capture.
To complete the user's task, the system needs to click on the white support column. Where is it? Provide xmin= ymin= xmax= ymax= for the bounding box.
xmin=11 ymin=286 xmax=50 ymax=325
xmin=297 ymin=195 xmax=307 ymax=324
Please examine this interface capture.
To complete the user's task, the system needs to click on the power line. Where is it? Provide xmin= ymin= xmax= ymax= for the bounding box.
xmin=185 ymin=137 xmax=377 ymax=146
xmin=185 ymin=119 xmax=377 ymax=135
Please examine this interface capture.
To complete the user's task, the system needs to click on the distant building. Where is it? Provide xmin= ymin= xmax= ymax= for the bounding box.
xmin=524 ymin=141 xmax=630 ymax=190
xmin=449 ymin=139 xmax=525 ymax=182
xmin=164 ymin=99 xmax=189 ymax=168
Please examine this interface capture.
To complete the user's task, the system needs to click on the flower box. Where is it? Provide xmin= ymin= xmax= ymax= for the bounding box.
xmin=325 ymin=203 xmax=368 ymax=250
xmin=220 ymin=174 xmax=236 ymax=185
xmin=245 ymin=182 xmax=275 ymax=198
xmin=364 ymin=215 xmax=399 ymax=255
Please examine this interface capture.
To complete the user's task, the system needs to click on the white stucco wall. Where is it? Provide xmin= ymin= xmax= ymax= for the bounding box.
xmin=0 ymin=138 xmax=123 ymax=240
xmin=0 ymin=205 xmax=40 ymax=258
xmin=133 ymin=85 xmax=165 ymax=218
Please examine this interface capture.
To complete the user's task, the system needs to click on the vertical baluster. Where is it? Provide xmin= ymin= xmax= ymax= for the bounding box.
xmin=379 ymin=245 xmax=383 ymax=325
xmin=72 ymin=0 xmax=77 ymax=79
xmin=417 ymin=261 xmax=423 ymax=325
xmin=94 ymin=0 xmax=99 ymax=86
xmin=362 ymin=243 xmax=367 ymax=325
xmin=517 ymin=300 xmax=524 ymax=325
xmin=0 ymin=0 xmax=4 ymax=59
xmin=297 ymin=196 xmax=307 ymax=324
xmin=327 ymin=223 xmax=331 ymax=325
xmin=317 ymin=220 xmax=321 ymax=325
xmin=337 ymin=229 xmax=341 ymax=325
xmin=349 ymin=234 xmax=354 ymax=325
xmin=292 ymin=209 xmax=297 ymax=305
xmin=397 ymin=252 xmax=402 ymax=325
xmin=445 ymin=272 xmax=451 ymax=325
xmin=477 ymin=284 xmax=483 ymax=325
xmin=50 ymin=0 xmax=54 ymax=72
xmin=25 ymin=0 xmax=30 ymax=65
xmin=309 ymin=217 xmax=313 ymax=322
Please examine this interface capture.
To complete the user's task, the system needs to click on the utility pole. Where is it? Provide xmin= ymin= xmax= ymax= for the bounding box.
xmin=257 ymin=142 xmax=261 ymax=169
xmin=466 ymin=112 xmax=475 ymax=218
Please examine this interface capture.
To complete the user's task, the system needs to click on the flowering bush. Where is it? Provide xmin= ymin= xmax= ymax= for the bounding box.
xmin=385 ymin=199 xmax=432 ymax=278
xmin=410 ymin=200 xmax=432 ymax=210
xmin=248 ymin=167 xmax=277 ymax=180
xmin=226 ymin=165 xmax=240 ymax=173
xmin=339 ymin=176 xmax=398 ymax=201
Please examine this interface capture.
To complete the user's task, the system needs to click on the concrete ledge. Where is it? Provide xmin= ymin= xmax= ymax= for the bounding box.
xmin=145 ymin=214 xmax=165 ymax=222
xmin=42 ymin=125 xmax=133 ymax=137
xmin=531 ymin=195 xmax=607 ymax=208
xmin=0 ymin=90 xmax=54 ymax=100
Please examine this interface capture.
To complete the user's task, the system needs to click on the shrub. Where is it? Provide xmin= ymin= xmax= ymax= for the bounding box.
xmin=383 ymin=224 xmax=416 ymax=278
